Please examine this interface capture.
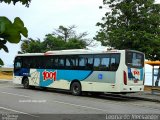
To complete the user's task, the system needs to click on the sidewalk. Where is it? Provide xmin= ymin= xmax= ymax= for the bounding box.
xmin=124 ymin=91 xmax=160 ymax=102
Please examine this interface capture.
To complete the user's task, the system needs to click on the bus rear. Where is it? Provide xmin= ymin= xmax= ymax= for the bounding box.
xmin=121 ymin=50 xmax=145 ymax=93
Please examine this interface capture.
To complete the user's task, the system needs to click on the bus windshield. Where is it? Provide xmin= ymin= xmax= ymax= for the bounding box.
xmin=126 ymin=51 xmax=144 ymax=68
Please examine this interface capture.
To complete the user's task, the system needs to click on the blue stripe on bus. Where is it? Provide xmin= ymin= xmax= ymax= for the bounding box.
xmin=36 ymin=69 xmax=92 ymax=87
xmin=14 ymin=68 xmax=30 ymax=76
xmin=140 ymin=68 xmax=143 ymax=81
xmin=56 ymin=70 xmax=92 ymax=81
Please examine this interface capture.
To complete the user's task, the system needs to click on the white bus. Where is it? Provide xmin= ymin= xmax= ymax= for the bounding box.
xmin=13 ymin=49 xmax=145 ymax=95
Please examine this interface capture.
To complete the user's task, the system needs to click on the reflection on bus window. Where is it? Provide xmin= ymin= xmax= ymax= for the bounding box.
xmin=15 ymin=62 xmax=22 ymax=68
xmin=126 ymin=51 xmax=144 ymax=68
xmin=94 ymin=54 xmax=120 ymax=71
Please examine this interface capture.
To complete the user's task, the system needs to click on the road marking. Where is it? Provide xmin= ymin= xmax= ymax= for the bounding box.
xmin=0 ymin=86 xmax=12 ymax=88
xmin=0 ymin=91 xmax=31 ymax=98
xmin=0 ymin=106 xmax=39 ymax=118
xmin=52 ymin=100 xmax=107 ymax=112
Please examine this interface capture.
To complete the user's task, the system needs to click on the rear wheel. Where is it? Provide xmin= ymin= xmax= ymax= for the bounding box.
xmin=71 ymin=82 xmax=81 ymax=96
xmin=23 ymin=78 xmax=30 ymax=89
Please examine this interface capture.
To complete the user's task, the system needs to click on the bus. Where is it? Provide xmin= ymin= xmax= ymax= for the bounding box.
xmin=13 ymin=49 xmax=145 ymax=95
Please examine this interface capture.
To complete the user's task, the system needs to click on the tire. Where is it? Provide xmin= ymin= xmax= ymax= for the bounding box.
xmin=23 ymin=78 xmax=30 ymax=89
xmin=71 ymin=82 xmax=81 ymax=96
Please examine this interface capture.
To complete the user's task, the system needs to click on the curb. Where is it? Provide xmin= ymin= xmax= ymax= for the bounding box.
xmin=0 ymin=79 xmax=12 ymax=82
xmin=123 ymin=96 xmax=160 ymax=103
xmin=104 ymin=93 xmax=160 ymax=103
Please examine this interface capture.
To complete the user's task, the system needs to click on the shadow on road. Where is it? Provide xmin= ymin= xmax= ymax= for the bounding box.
xmin=13 ymin=85 xmax=139 ymax=102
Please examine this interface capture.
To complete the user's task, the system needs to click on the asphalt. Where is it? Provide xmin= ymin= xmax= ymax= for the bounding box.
xmin=0 ymin=80 xmax=160 ymax=120
xmin=104 ymin=91 xmax=160 ymax=103
xmin=0 ymin=79 xmax=160 ymax=102
xmin=126 ymin=91 xmax=160 ymax=102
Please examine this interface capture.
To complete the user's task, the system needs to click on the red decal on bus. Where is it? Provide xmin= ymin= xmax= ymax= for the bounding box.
xmin=42 ymin=71 xmax=57 ymax=81
xmin=133 ymin=71 xmax=140 ymax=75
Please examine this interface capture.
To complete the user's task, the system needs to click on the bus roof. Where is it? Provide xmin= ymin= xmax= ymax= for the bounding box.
xmin=15 ymin=49 xmax=121 ymax=57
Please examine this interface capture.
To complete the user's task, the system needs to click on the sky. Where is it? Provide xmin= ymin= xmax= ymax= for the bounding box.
xmin=0 ymin=0 xmax=160 ymax=85
xmin=0 ymin=0 xmax=107 ymax=66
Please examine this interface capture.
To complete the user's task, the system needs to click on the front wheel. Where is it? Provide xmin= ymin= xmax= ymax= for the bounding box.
xmin=23 ymin=78 xmax=30 ymax=89
xmin=71 ymin=82 xmax=81 ymax=96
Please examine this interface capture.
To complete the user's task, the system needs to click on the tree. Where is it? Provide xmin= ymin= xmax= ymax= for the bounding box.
xmin=21 ymin=38 xmax=42 ymax=53
xmin=0 ymin=0 xmax=30 ymax=65
xmin=95 ymin=0 xmax=160 ymax=60
xmin=21 ymin=26 xmax=88 ymax=53
xmin=53 ymin=25 xmax=88 ymax=42
xmin=42 ymin=34 xmax=66 ymax=51
xmin=65 ymin=38 xmax=86 ymax=49
xmin=0 ymin=0 xmax=31 ymax=6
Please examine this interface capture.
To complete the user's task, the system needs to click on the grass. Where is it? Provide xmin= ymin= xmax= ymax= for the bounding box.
xmin=0 ymin=71 xmax=13 ymax=80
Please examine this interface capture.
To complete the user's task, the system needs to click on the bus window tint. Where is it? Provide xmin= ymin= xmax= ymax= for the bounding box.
xmin=79 ymin=57 xmax=86 ymax=68
xmin=22 ymin=57 xmax=30 ymax=68
xmin=58 ymin=57 xmax=65 ymax=67
xmin=101 ymin=57 xmax=110 ymax=70
xmin=53 ymin=57 xmax=59 ymax=68
xmin=14 ymin=57 xmax=22 ymax=69
xmin=19 ymin=54 xmax=120 ymax=70
xmin=110 ymin=54 xmax=120 ymax=71
xmin=94 ymin=58 xmax=100 ymax=70
xmin=45 ymin=56 xmax=54 ymax=69
xmin=126 ymin=51 xmax=144 ymax=68
xmin=94 ymin=54 xmax=120 ymax=71
xmin=66 ymin=56 xmax=78 ymax=69
xmin=85 ymin=56 xmax=93 ymax=70
xmin=94 ymin=55 xmax=109 ymax=71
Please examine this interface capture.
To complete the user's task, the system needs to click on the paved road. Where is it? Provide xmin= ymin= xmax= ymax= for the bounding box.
xmin=0 ymin=80 xmax=160 ymax=120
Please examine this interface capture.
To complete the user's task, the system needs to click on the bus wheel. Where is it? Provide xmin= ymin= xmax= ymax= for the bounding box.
xmin=71 ymin=82 xmax=81 ymax=96
xmin=23 ymin=78 xmax=30 ymax=89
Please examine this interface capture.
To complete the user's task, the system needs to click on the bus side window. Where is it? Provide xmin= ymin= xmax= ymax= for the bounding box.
xmin=86 ymin=57 xmax=93 ymax=70
xmin=15 ymin=62 xmax=22 ymax=69
xmin=94 ymin=55 xmax=110 ymax=71
xmin=110 ymin=58 xmax=116 ymax=71
xmin=45 ymin=56 xmax=53 ymax=69
xmin=110 ymin=54 xmax=120 ymax=71
xmin=14 ymin=57 xmax=22 ymax=69
xmin=66 ymin=56 xmax=78 ymax=69
xmin=53 ymin=58 xmax=58 ymax=68
xmin=22 ymin=57 xmax=30 ymax=68
xmin=94 ymin=58 xmax=100 ymax=70
xmin=57 ymin=56 xmax=65 ymax=68
xmin=100 ymin=57 xmax=109 ymax=71
xmin=79 ymin=57 xmax=86 ymax=70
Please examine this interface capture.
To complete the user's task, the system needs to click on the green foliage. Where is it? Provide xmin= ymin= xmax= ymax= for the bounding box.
xmin=53 ymin=25 xmax=88 ymax=42
xmin=20 ymin=38 xmax=41 ymax=53
xmin=0 ymin=17 xmax=28 ymax=43
xmin=0 ymin=0 xmax=31 ymax=7
xmin=0 ymin=58 xmax=4 ymax=65
xmin=95 ymin=0 xmax=160 ymax=60
xmin=21 ymin=26 xmax=88 ymax=53
xmin=42 ymin=34 xmax=66 ymax=51
xmin=0 ymin=17 xmax=28 ymax=65
xmin=0 ymin=0 xmax=30 ymax=65
xmin=65 ymin=38 xmax=86 ymax=49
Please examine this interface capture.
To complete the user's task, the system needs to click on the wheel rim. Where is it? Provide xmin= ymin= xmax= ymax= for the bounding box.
xmin=24 ymin=80 xmax=29 ymax=88
xmin=73 ymin=85 xmax=79 ymax=94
